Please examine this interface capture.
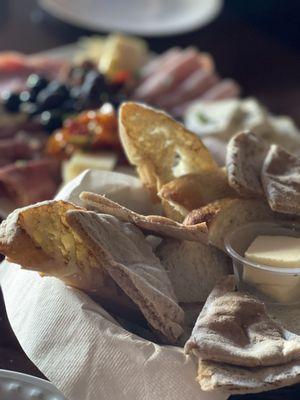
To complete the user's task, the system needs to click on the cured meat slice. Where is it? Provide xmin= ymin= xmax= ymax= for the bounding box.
xmin=0 ymin=158 xmax=61 ymax=206
xmin=133 ymin=48 xmax=213 ymax=102
xmin=158 ymin=69 xmax=218 ymax=109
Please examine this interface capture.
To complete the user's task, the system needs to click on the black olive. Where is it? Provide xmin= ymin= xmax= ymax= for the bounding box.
xmin=36 ymin=89 xmax=66 ymax=110
xmin=62 ymin=98 xmax=77 ymax=112
xmin=26 ymin=74 xmax=49 ymax=93
xmin=2 ymin=91 xmax=21 ymax=112
xmin=47 ymin=81 xmax=70 ymax=98
xmin=70 ymin=86 xmax=81 ymax=100
xmin=39 ymin=110 xmax=63 ymax=133
xmin=19 ymin=90 xmax=37 ymax=103
xmin=85 ymin=71 xmax=107 ymax=90
xmin=19 ymin=102 xmax=42 ymax=118
xmin=81 ymin=81 xmax=104 ymax=105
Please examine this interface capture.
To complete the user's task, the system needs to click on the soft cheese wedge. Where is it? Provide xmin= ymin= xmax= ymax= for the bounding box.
xmin=62 ymin=151 xmax=117 ymax=182
xmin=244 ymin=235 xmax=300 ymax=303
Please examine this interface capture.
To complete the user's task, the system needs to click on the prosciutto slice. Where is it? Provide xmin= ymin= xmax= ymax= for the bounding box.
xmin=133 ymin=47 xmax=240 ymax=117
xmin=0 ymin=158 xmax=61 ymax=206
xmin=133 ymin=48 xmax=213 ymax=102
xmin=157 ymin=69 xmax=218 ymax=109
xmin=0 ymin=132 xmax=46 ymax=165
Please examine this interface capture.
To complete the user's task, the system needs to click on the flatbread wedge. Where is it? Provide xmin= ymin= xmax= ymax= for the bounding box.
xmin=0 ymin=200 xmax=127 ymax=303
xmin=65 ymin=209 xmax=184 ymax=343
xmin=198 ymin=359 xmax=300 ymax=394
xmin=226 ymin=131 xmax=269 ymax=197
xmin=156 ymin=239 xmax=231 ymax=303
xmin=262 ymin=144 xmax=300 ymax=215
xmin=80 ymin=191 xmax=208 ymax=243
xmin=183 ymin=198 xmax=274 ymax=250
xmin=186 ymin=277 xmax=300 ymax=394
xmin=185 ymin=276 xmax=300 ymax=368
xmin=119 ymin=102 xmax=217 ymax=200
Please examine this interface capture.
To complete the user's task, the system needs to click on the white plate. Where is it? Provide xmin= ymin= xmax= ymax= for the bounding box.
xmin=39 ymin=0 xmax=223 ymax=36
xmin=0 ymin=370 xmax=66 ymax=400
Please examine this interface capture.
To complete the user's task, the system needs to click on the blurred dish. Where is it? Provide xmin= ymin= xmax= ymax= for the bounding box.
xmin=0 ymin=369 xmax=65 ymax=400
xmin=39 ymin=0 xmax=223 ymax=36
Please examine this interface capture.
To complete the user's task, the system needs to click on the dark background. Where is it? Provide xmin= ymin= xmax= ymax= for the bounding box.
xmin=1 ymin=1 xmax=300 ymax=398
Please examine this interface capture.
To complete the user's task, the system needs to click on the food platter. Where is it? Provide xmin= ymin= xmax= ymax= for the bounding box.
xmin=1 ymin=32 xmax=300 ymax=400
xmin=0 ymin=34 xmax=240 ymax=217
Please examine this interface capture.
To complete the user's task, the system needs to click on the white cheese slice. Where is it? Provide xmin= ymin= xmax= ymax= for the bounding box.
xmin=184 ymin=99 xmax=242 ymax=139
xmin=244 ymin=235 xmax=300 ymax=303
xmin=63 ymin=151 xmax=117 ymax=183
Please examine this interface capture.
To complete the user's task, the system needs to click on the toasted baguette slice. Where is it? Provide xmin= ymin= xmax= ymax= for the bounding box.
xmin=184 ymin=198 xmax=275 ymax=250
xmin=119 ymin=102 xmax=217 ymax=199
xmin=158 ymin=169 xmax=236 ymax=221
xmin=0 ymin=200 xmax=124 ymax=300
xmin=80 ymin=191 xmax=208 ymax=243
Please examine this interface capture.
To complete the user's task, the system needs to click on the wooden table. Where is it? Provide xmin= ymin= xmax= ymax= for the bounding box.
xmin=1 ymin=1 xmax=300 ymax=398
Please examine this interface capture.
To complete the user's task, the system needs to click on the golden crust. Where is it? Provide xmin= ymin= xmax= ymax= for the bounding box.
xmin=0 ymin=207 xmax=52 ymax=271
xmin=183 ymin=198 xmax=236 ymax=227
xmin=0 ymin=200 xmax=122 ymax=297
xmin=158 ymin=170 xmax=236 ymax=221
xmin=119 ymin=102 xmax=217 ymax=200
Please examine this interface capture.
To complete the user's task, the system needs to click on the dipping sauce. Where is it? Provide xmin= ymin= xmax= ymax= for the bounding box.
xmin=244 ymin=235 xmax=300 ymax=303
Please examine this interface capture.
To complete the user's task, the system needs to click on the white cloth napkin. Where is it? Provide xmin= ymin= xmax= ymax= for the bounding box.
xmin=0 ymin=169 xmax=228 ymax=400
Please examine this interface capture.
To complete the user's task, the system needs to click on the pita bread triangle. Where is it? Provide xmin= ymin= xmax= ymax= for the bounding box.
xmin=65 ymin=209 xmax=184 ymax=343
xmin=80 ymin=191 xmax=208 ymax=243
xmin=185 ymin=276 xmax=300 ymax=368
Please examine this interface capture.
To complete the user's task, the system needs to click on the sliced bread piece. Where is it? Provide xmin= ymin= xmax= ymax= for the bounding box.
xmin=119 ymin=102 xmax=217 ymax=199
